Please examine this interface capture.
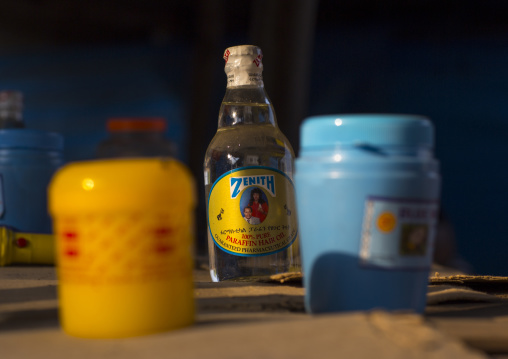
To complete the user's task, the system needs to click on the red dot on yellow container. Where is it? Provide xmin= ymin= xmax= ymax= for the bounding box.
xmin=65 ymin=249 xmax=79 ymax=257
xmin=377 ymin=212 xmax=397 ymax=233
xmin=155 ymin=244 xmax=174 ymax=253
xmin=63 ymin=231 xmax=78 ymax=241
xmin=16 ymin=237 xmax=28 ymax=248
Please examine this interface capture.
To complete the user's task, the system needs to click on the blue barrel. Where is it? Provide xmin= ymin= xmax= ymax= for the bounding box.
xmin=295 ymin=114 xmax=440 ymax=313
xmin=0 ymin=129 xmax=64 ymax=233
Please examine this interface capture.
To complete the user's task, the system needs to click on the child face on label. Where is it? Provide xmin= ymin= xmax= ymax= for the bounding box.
xmin=244 ymin=207 xmax=252 ymax=219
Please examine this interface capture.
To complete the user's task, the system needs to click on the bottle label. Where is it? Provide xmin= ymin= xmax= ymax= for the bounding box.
xmin=359 ymin=197 xmax=439 ymax=269
xmin=224 ymin=48 xmax=264 ymax=87
xmin=226 ymin=71 xmax=263 ymax=87
xmin=208 ymin=166 xmax=298 ymax=257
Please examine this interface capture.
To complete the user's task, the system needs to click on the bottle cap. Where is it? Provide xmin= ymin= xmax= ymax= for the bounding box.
xmin=223 ymin=45 xmax=264 ymax=87
xmin=49 ymin=158 xmax=195 ymax=215
xmin=300 ymin=114 xmax=434 ymax=149
xmin=107 ymin=118 xmax=167 ymax=132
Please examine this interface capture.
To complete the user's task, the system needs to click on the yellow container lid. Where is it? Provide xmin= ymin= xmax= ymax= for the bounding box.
xmin=49 ymin=158 xmax=195 ymax=215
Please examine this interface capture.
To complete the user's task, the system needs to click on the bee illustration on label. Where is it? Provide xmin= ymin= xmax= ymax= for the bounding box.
xmin=217 ymin=208 xmax=224 ymax=221
xmin=284 ymin=204 xmax=292 ymax=216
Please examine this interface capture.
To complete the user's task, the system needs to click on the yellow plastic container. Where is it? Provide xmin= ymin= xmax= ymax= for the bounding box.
xmin=48 ymin=158 xmax=196 ymax=338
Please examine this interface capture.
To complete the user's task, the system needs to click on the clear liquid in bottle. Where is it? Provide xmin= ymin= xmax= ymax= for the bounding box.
xmin=204 ymin=46 xmax=300 ymax=282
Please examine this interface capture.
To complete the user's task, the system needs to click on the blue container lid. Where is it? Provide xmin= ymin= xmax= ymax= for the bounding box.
xmin=300 ymin=114 xmax=434 ymax=149
xmin=0 ymin=129 xmax=64 ymax=150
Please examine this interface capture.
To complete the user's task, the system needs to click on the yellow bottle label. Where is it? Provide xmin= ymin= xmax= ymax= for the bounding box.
xmin=208 ymin=166 xmax=298 ymax=256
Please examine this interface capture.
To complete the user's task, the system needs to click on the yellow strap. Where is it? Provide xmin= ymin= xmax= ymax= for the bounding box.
xmin=11 ymin=232 xmax=55 ymax=265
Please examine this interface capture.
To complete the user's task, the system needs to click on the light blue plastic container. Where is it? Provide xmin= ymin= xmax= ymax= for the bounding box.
xmin=0 ymin=129 xmax=64 ymax=233
xmin=295 ymin=114 xmax=440 ymax=314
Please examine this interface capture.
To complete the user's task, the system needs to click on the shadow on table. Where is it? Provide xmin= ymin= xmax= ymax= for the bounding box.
xmin=0 ymin=308 xmax=59 ymax=332
xmin=426 ymin=301 xmax=508 ymax=318
xmin=0 ymin=285 xmax=59 ymax=332
xmin=0 ymin=285 xmax=57 ymax=305
xmin=197 ymin=294 xmax=305 ymax=314
xmin=194 ymin=281 xmax=301 ymax=289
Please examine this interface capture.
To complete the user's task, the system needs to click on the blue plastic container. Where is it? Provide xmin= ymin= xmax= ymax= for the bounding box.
xmin=295 ymin=114 xmax=440 ymax=314
xmin=0 ymin=129 xmax=64 ymax=233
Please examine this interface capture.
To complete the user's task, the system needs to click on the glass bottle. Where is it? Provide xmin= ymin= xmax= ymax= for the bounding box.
xmin=96 ymin=117 xmax=177 ymax=159
xmin=0 ymin=90 xmax=24 ymax=128
xmin=204 ymin=45 xmax=300 ymax=281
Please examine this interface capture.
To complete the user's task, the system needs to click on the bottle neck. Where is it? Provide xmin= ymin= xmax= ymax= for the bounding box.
xmin=0 ymin=113 xmax=23 ymax=128
xmin=218 ymin=79 xmax=278 ymax=128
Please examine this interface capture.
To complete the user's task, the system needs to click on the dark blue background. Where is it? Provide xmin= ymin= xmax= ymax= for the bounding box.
xmin=0 ymin=0 xmax=506 ymax=275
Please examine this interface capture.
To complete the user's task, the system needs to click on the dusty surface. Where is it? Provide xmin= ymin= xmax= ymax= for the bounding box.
xmin=1 ymin=266 xmax=508 ymax=358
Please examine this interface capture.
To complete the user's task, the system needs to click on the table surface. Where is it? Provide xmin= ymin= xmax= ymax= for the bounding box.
xmin=1 ymin=264 xmax=508 ymax=359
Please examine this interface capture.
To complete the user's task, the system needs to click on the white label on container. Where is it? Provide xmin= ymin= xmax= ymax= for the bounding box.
xmin=359 ymin=197 xmax=439 ymax=269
